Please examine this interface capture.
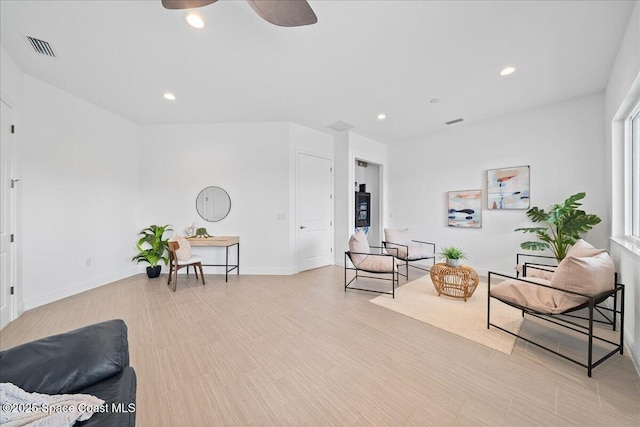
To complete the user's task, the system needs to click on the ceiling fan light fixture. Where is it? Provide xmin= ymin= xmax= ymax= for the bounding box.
xmin=185 ymin=12 xmax=205 ymax=29
xmin=163 ymin=92 xmax=176 ymax=101
xmin=500 ymin=66 xmax=516 ymax=76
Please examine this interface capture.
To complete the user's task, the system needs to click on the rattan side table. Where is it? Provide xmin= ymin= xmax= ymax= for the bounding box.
xmin=429 ymin=263 xmax=479 ymax=301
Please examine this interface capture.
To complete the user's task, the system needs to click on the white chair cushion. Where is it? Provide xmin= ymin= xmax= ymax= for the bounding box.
xmin=176 ymin=256 xmax=203 ymax=266
xmin=490 ymin=277 xmax=560 ymax=314
xmin=406 ymin=244 xmax=434 ymax=261
xmin=356 ymin=254 xmax=397 ymax=273
xmin=171 ymin=235 xmax=192 ymax=261
xmin=349 ymin=231 xmax=370 ymax=266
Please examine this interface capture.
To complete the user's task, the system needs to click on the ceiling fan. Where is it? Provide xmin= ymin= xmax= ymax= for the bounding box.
xmin=161 ymin=0 xmax=317 ymax=27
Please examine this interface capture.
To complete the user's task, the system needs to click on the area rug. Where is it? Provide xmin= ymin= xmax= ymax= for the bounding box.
xmin=369 ymin=275 xmax=523 ymax=354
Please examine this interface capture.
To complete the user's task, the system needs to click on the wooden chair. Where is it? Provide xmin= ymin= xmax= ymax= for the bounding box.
xmin=167 ymin=240 xmax=205 ymax=292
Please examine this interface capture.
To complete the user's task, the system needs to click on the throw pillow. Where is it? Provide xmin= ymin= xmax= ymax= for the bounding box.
xmin=566 ymin=239 xmax=606 ymax=258
xmin=171 ymin=235 xmax=192 ymax=261
xmin=550 ymin=250 xmax=615 ymax=311
xmin=348 ymin=231 xmax=370 ymax=266
xmin=384 ymin=228 xmax=411 ymax=259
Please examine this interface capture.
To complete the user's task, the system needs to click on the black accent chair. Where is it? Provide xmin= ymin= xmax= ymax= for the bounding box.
xmin=345 ymin=231 xmax=400 ymax=298
xmin=382 ymin=229 xmax=436 ymax=278
xmin=488 ymin=258 xmax=624 ymax=377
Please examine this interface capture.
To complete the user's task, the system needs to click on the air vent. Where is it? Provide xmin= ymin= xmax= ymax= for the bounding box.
xmin=445 ymin=118 xmax=464 ymax=125
xmin=326 ymin=120 xmax=355 ymax=132
xmin=26 ymin=36 xmax=55 ymax=57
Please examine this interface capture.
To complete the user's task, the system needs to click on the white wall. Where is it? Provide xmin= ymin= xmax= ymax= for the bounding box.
xmin=605 ymin=0 xmax=640 ymax=373
xmin=21 ymin=75 xmax=141 ymax=309
xmin=389 ymin=93 xmax=608 ymax=277
xmin=140 ymin=122 xmax=333 ymax=275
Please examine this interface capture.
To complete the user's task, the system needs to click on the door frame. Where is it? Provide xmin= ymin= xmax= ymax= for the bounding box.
xmin=1 ymin=96 xmax=19 ymax=328
xmin=295 ymin=150 xmax=334 ymax=273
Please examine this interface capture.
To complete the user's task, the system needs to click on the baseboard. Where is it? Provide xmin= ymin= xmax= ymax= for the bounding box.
xmin=24 ymin=268 xmax=138 ymax=310
xmin=207 ymin=266 xmax=298 ymax=275
xmin=623 ymin=322 xmax=640 ymax=377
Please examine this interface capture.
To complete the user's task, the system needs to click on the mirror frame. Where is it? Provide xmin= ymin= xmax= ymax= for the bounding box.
xmin=195 ymin=186 xmax=231 ymax=222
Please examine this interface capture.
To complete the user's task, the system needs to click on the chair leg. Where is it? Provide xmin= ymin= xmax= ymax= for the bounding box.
xmin=173 ymin=267 xmax=178 ymax=292
xmin=167 ymin=263 xmax=172 ymax=285
xmin=198 ymin=263 xmax=205 ymax=286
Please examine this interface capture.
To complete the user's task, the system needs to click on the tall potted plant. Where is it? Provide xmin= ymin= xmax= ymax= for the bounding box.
xmin=515 ymin=192 xmax=601 ymax=262
xmin=131 ymin=224 xmax=172 ymax=278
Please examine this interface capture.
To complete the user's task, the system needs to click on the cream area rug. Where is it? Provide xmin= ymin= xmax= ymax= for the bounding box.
xmin=370 ymin=275 xmax=523 ymax=354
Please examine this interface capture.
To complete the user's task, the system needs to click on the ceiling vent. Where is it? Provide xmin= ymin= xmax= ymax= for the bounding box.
xmin=445 ymin=118 xmax=464 ymax=125
xmin=26 ymin=36 xmax=55 ymax=57
xmin=326 ymin=120 xmax=355 ymax=132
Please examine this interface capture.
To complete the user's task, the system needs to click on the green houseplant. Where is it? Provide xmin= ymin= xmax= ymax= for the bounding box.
xmin=438 ymin=246 xmax=467 ymax=267
xmin=131 ymin=224 xmax=172 ymax=278
xmin=515 ymin=192 xmax=601 ymax=262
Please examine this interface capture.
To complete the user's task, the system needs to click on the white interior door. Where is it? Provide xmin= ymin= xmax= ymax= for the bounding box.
xmin=0 ymin=100 xmax=16 ymax=328
xmin=297 ymin=153 xmax=333 ymax=271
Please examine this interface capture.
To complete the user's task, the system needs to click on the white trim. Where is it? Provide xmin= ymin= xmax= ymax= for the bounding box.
xmin=23 ymin=268 xmax=137 ymax=310
xmin=610 ymin=236 xmax=640 ymax=258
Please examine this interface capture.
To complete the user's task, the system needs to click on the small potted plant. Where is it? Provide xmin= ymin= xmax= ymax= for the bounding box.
xmin=438 ymin=246 xmax=467 ymax=267
xmin=131 ymin=224 xmax=172 ymax=278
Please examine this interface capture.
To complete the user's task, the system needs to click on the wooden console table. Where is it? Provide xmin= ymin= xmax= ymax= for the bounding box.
xmin=186 ymin=236 xmax=239 ymax=282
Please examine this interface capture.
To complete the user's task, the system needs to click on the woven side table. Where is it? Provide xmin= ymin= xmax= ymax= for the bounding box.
xmin=429 ymin=263 xmax=479 ymax=301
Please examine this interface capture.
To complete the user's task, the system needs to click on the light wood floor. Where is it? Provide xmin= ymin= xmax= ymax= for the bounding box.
xmin=1 ymin=266 xmax=639 ymax=426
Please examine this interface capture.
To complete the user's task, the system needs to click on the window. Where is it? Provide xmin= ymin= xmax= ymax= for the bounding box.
xmin=629 ymin=102 xmax=640 ymax=238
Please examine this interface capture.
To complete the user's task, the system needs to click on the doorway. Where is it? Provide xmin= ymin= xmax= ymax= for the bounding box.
xmin=354 ymin=160 xmax=381 ymax=245
xmin=296 ymin=152 xmax=334 ymax=271
xmin=0 ymin=99 xmax=17 ymax=328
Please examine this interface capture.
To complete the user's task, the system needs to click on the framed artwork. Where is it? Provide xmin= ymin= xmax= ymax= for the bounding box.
xmin=487 ymin=165 xmax=530 ymax=210
xmin=448 ymin=190 xmax=482 ymax=228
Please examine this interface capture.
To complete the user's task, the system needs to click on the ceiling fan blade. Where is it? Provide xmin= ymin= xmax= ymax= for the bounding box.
xmin=161 ymin=0 xmax=218 ymax=10
xmin=247 ymin=0 xmax=317 ymax=27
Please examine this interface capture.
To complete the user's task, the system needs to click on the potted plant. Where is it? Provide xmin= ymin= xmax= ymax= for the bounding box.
xmin=131 ymin=224 xmax=172 ymax=278
xmin=438 ymin=246 xmax=467 ymax=267
xmin=515 ymin=192 xmax=601 ymax=262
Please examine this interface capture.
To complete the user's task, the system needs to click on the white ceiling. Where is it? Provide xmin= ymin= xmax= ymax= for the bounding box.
xmin=0 ymin=0 xmax=634 ymax=144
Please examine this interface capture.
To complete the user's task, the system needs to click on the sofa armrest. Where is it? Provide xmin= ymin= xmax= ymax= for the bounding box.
xmin=0 ymin=319 xmax=129 ymax=394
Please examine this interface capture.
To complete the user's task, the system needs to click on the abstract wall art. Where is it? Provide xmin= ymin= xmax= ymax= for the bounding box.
xmin=448 ymin=190 xmax=482 ymax=228
xmin=487 ymin=165 xmax=530 ymax=210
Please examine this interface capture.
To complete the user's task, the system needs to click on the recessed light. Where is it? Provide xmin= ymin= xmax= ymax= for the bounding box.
xmin=377 ymin=113 xmax=386 ymax=120
xmin=186 ymin=13 xmax=205 ymax=29
xmin=163 ymin=92 xmax=176 ymax=101
xmin=500 ymin=66 xmax=516 ymax=76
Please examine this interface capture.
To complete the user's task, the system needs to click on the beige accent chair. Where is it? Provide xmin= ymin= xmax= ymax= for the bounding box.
xmin=488 ymin=240 xmax=625 ymax=377
xmin=167 ymin=235 xmax=205 ymax=292
xmin=345 ymin=231 xmax=400 ymax=298
xmin=382 ymin=228 xmax=435 ymax=278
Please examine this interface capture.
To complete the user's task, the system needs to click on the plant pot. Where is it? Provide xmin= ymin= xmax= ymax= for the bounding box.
xmin=146 ymin=265 xmax=162 ymax=278
xmin=446 ymin=259 xmax=460 ymax=267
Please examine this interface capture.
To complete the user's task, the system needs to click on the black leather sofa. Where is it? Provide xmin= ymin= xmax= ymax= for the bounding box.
xmin=0 ymin=319 xmax=137 ymax=427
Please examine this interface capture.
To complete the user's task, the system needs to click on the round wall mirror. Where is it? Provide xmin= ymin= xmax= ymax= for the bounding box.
xmin=196 ymin=186 xmax=231 ymax=222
